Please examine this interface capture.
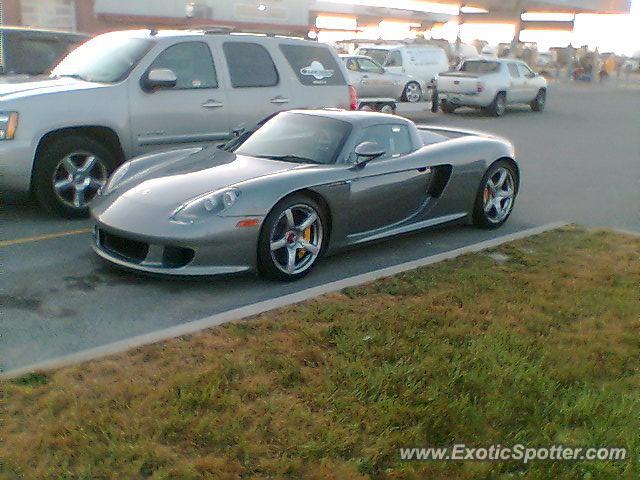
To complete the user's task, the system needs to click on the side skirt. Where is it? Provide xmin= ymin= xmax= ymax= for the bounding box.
xmin=347 ymin=212 xmax=468 ymax=245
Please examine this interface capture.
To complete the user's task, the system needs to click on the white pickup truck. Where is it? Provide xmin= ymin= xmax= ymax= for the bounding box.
xmin=437 ymin=59 xmax=547 ymax=116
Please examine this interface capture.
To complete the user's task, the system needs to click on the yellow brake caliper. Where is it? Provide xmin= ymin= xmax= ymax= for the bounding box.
xmin=299 ymin=227 xmax=312 ymax=259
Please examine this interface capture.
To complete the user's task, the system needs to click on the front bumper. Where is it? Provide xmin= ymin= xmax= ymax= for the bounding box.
xmin=92 ymin=215 xmax=264 ymax=276
xmin=0 ymin=139 xmax=37 ymax=192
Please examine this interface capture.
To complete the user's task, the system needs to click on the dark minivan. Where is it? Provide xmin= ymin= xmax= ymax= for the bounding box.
xmin=0 ymin=26 xmax=88 ymax=79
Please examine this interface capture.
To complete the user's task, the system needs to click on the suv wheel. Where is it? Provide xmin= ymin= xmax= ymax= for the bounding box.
xmin=33 ymin=135 xmax=118 ymax=218
xmin=401 ymin=82 xmax=422 ymax=103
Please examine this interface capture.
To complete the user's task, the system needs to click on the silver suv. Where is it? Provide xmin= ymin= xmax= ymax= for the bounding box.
xmin=0 ymin=29 xmax=352 ymax=217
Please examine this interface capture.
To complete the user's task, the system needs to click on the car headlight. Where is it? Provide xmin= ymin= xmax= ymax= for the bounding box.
xmin=102 ymin=162 xmax=131 ymax=195
xmin=171 ymin=188 xmax=241 ymax=224
xmin=0 ymin=112 xmax=19 ymax=140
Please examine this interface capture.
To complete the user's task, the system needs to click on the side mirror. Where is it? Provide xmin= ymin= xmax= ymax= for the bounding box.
xmin=354 ymin=141 xmax=386 ymax=166
xmin=144 ymin=68 xmax=177 ymax=91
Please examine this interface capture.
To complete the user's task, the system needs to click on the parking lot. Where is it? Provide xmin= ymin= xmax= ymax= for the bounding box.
xmin=2 ymin=79 xmax=639 ymax=374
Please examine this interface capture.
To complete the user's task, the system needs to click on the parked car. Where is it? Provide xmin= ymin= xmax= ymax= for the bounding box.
xmin=91 ymin=109 xmax=519 ymax=281
xmin=0 ymin=29 xmax=353 ymax=218
xmin=0 ymin=27 xmax=87 ymax=80
xmin=340 ymin=54 xmax=422 ymax=103
xmin=437 ymin=59 xmax=547 ymax=116
xmin=355 ymin=45 xmax=449 ymax=91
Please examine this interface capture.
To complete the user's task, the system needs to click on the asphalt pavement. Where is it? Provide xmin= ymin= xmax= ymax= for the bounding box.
xmin=2 ymin=79 xmax=639 ymax=373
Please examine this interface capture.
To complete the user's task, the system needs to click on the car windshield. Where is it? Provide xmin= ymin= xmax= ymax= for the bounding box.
xmin=459 ymin=60 xmax=500 ymax=73
xmin=52 ymin=35 xmax=154 ymax=83
xmin=359 ymin=48 xmax=389 ymax=66
xmin=235 ymin=113 xmax=351 ymax=165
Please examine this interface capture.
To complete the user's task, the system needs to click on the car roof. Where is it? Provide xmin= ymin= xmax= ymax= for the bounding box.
xmin=339 ymin=54 xmax=375 ymax=60
xmin=92 ymin=29 xmax=319 ymax=46
xmin=286 ymin=109 xmax=413 ymax=128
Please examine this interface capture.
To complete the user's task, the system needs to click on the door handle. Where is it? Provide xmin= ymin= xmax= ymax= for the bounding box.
xmin=270 ymin=96 xmax=290 ymax=105
xmin=202 ymin=100 xmax=224 ymax=109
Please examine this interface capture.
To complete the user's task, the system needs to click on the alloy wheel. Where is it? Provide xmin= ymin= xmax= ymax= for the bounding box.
xmin=269 ymin=204 xmax=323 ymax=276
xmin=52 ymin=151 xmax=108 ymax=209
xmin=404 ymin=83 xmax=422 ymax=103
xmin=483 ymin=167 xmax=515 ymax=223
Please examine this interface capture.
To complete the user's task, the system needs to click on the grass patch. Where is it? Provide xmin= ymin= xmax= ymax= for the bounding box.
xmin=2 ymin=227 xmax=639 ymax=479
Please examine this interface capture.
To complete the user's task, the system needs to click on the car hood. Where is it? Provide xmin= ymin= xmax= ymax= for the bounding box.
xmin=0 ymin=76 xmax=104 ymax=99
xmin=93 ymin=147 xmax=312 ymax=218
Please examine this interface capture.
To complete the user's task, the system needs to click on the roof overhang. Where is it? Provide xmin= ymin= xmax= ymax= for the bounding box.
xmin=435 ymin=0 xmax=631 ymax=14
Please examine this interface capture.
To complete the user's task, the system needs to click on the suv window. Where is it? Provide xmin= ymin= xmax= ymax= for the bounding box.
xmin=357 ymin=58 xmax=384 ymax=74
xmin=354 ymin=124 xmax=413 ymax=160
xmin=224 ymin=42 xmax=278 ymax=88
xmin=508 ymin=63 xmax=520 ymax=78
xmin=359 ymin=48 xmax=389 ymax=66
xmin=280 ymin=44 xmax=346 ymax=86
xmin=517 ymin=63 xmax=533 ymax=77
xmin=150 ymin=42 xmax=217 ymax=89
xmin=385 ymin=50 xmax=403 ymax=67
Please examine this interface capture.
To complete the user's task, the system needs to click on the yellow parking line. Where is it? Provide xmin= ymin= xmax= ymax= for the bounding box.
xmin=0 ymin=228 xmax=92 ymax=247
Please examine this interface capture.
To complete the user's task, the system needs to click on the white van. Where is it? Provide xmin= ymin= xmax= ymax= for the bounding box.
xmin=355 ymin=45 xmax=449 ymax=90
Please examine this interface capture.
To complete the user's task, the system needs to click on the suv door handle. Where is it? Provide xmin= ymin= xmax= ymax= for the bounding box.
xmin=270 ymin=96 xmax=290 ymax=105
xmin=202 ymin=100 xmax=224 ymax=109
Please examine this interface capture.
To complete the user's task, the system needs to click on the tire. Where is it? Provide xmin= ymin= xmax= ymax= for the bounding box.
xmin=258 ymin=194 xmax=328 ymax=281
xmin=33 ymin=135 xmax=119 ymax=218
xmin=440 ymin=100 xmax=456 ymax=114
xmin=530 ymin=89 xmax=546 ymax=112
xmin=401 ymin=81 xmax=422 ymax=103
xmin=472 ymin=160 xmax=518 ymax=229
xmin=488 ymin=92 xmax=507 ymax=117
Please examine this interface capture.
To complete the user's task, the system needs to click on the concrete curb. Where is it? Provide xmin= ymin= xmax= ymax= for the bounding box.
xmin=2 ymin=221 xmax=569 ymax=379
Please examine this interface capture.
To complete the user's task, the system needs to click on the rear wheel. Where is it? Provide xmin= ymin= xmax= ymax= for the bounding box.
xmin=258 ymin=194 xmax=327 ymax=281
xmin=488 ymin=92 xmax=507 ymax=117
xmin=33 ymin=135 xmax=118 ymax=218
xmin=401 ymin=82 xmax=422 ymax=103
xmin=530 ymin=89 xmax=546 ymax=112
xmin=440 ymin=100 xmax=456 ymax=114
xmin=472 ymin=161 xmax=518 ymax=229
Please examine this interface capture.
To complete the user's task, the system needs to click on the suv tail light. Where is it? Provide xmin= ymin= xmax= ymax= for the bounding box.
xmin=476 ymin=82 xmax=485 ymax=93
xmin=349 ymin=85 xmax=358 ymax=110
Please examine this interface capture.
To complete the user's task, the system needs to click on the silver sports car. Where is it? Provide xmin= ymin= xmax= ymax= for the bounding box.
xmin=91 ymin=110 xmax=519 ymax=280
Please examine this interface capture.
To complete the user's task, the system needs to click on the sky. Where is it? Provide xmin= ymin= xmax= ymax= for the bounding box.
xmin=320 ymin=0 xmax=640 ymax=55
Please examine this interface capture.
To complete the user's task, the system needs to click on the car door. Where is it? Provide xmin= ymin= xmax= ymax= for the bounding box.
xmin=506 ymin=62 xmax=524 ymax=103
xmin=344 ymin=57 xmax=367 ymax=95
xmin=128 ymin=40 xmax=231 ymax=156
xmin=356 ymin=57 xmax=392 ymax=97
xmin=517 ymin=63 xmax=539 ymax=102
xmin=219 ymin=39 xmax=291 ymax=132
xmin=348 ymin=124 xmax=432 ymax=235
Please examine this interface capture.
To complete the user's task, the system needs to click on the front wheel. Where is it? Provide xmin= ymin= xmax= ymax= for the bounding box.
xmin=401 ymin=82 xmax=422 ymax=103
xmin=530 ymin=89 xmax=546 ymax=112
xmin=472 ymin=161 xmax=518 ymax=229
xmin=258 ymin=194 xmax=327 ymax=281
xmin=32 ymin=135 xmax=118 ymax=218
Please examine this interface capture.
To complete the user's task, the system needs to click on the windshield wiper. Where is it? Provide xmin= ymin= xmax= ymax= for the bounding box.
xmin=256 ymin=154 xmax=319 ymax=164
